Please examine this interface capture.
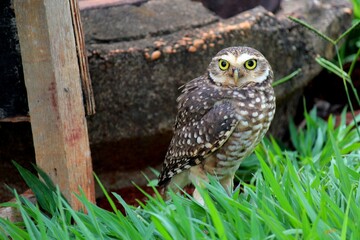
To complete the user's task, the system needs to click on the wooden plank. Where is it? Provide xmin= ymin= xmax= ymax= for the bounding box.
xmin=13 ymin=0 xmax=95 ymax=209
xmin=69 ymin=0 xmax=96 ymax=115
xmin=0 ymin=116 xmax=30 ymax=123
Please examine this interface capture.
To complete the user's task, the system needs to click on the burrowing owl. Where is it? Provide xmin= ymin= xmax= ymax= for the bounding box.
xmin=158 ymin=46 xmax=275 ymax=203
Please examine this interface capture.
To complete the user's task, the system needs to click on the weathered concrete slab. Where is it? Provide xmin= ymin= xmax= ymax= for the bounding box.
xmin=80 ymin=0 xmax=352 ymax=191
xmin=82 ymin=0 xmax=218 ymax=43
xmin=83 ymin=0 xmax=351 ymax=141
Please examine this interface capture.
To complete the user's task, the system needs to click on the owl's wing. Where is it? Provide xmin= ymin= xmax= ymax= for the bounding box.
xmin=158 ymin=100 xmax=238 ymax=186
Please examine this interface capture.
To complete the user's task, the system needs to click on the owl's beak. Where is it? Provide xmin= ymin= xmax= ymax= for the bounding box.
xmin=233 ymin=69 xmax=241 ymax=85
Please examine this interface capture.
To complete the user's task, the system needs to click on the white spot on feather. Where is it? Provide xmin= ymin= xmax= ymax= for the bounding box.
xmin=205 ymin=143 xmax=212 ymax=148
xmin=216 ymin=153 xmax=227 ymax=160
xmin=240 ymin=110 xmax=248 ymax=115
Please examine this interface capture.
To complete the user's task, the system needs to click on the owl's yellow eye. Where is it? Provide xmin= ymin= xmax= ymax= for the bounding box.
xmin=218 ymin=59 xmax=230 ymax=71
xmin=244 ymin=59 xmax=257 ymax=70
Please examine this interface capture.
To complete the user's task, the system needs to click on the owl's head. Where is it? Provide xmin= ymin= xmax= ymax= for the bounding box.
xmin=207 ymin=46 xmax=273 ymax=87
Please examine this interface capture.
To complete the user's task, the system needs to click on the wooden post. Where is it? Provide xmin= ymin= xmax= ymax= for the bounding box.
xmin=13 ymin=0 xmax=95 ymax=209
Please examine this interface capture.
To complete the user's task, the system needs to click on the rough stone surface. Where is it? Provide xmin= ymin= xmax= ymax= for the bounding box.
xmin=82 ymin=0 xmax=218 ymax=43
xmin=83 ymin=0 xmax=351 ymax=142
xmin=80 ymin=0 xmax=352 ymax=190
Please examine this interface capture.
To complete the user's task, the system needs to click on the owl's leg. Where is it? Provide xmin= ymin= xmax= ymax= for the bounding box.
xmin=189 ymin=164 xmax=209 ymax=205
xmin=220 ymin=175 xmax=234 ymax=195
xmin=164 ymin=171 xmax=190 ymax=200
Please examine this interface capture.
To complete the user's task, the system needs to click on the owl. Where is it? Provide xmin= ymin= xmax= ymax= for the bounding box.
xmin=158 ymin=46 xmax=275 ymax=204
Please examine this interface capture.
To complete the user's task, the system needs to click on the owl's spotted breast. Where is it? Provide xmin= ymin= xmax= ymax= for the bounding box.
xmin=206 ymin=86 xmax=275 ymax=178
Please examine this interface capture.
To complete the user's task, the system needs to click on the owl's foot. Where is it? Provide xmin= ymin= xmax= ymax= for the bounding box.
xmin=192 ymin=188 xmax=205 ymax=206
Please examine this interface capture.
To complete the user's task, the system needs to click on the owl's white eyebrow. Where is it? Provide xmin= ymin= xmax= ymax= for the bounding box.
xmin=235 ymin=53 xmax=254 ymax=65
xmin=218 ymin=53 xmax=257 ymax=66
xmin=218 ymin=54 xmax=236 ymax=64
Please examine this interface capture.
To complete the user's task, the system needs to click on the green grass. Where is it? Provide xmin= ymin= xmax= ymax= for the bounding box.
xmin=1 ymin=108 xmax=360 ymax=240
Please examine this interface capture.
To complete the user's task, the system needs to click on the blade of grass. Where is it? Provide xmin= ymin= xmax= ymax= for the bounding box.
xmin=341 ymin=185 xmax=354 ymax=240
xmin=250 ymin=208 xmax=264 ymax=239
xmin=76 ymin=190 xmax=105 ymax=240
xmin=112 ymin=192 xmax=153 ymax=237
xmin=272 ymin=68 xmax=301 ymax=87
xmin=348 ymin=47 xmax=360 ymax=76
xmin=257 ymin=208 xmax=290 ymax=240
xmin=55 ymin=187 xmax=71 ymax=239
xmin=286 ymin=159 xmax=332 ymax=236
xmin=335 ymin=20 xmax=360 ymax=44
xmin=93 ymin=173 xmax=125 ymax=221
xmin=289 ymin=16 xmax=335 ymax=44
xmin=315 ymin=57 xmax=350 ymax=81
xmin=257 ymin=153 xmax=298 ymax=223
xmin=60 ymin=198 xmax=96 ymax=240
xmin=334 ymin=41 xmax=360 ymax=141
xmin=15 ymin=193 xmax=42 ymax=240
xmin=0 ymin=217 xmax=29 ymax=240
xmin=328 ymin=122 xmax=352 ymax=195
xmin=150 ymin=213 xmax=181 ymax=240
xmin=170 ymin=192 xmax=195 ymax=239
xmin=198 ymin=187 xmax=227 ymax=240
xmin=12 ymin=161 xmax=56 ymax=215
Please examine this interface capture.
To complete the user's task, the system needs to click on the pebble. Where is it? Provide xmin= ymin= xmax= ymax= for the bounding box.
xmin=193 ymin=39 xmax=204 ymax=48
xmin=188 ymin=46 xmax=197 ymax=53
xmin=151 ymin=50 xmax=161 ymax=60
